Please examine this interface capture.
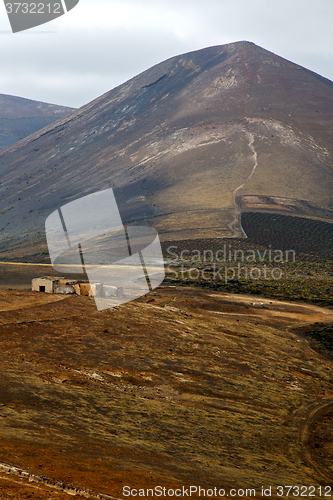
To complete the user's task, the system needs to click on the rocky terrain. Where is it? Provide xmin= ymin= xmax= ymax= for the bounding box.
xmin=0 ymin=282 xmax=332 ymax=499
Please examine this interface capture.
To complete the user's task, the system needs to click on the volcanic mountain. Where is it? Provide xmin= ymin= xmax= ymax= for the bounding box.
xmin=0 ymin=93 xmax=74 ymax=152
xmin=0 ymin=41 xmax=333 ymax=257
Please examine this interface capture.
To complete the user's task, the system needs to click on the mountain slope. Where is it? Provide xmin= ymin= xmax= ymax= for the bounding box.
xmin=0 ymin=41 xmax=333 ymax=257
xmin=0 ymin=93 xmax=74 ymax=152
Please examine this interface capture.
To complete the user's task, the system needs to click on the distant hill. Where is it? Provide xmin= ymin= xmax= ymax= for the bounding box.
xmin=0 ymin=94 xmax=74 ymax=152
xmin=0 ymin=41 xmax=333 ymax=259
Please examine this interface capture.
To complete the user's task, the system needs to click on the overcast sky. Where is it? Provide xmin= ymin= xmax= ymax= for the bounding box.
xmin=1 ymin=0 xmax=332 ymax=108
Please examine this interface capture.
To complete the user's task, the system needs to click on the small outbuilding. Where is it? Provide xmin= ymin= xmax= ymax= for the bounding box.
xmin=32 ymin=276 xmax=63 ymax=294
xmin=32 ymin=276 xmax=87 ymax=295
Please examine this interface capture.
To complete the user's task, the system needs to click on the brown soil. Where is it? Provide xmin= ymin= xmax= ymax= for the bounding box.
xmin=0 ymin=280 xmax=333 ymax=499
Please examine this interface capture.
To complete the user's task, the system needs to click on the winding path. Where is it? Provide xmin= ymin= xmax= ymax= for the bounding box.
xmin=228 ymin=132 xmax=258 ymax=237
xmin=297 ymin=397 xmax=333 ymax=484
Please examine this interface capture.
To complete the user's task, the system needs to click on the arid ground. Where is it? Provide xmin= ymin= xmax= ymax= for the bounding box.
xmin=0 ymin=262 xmax=333 ymax=499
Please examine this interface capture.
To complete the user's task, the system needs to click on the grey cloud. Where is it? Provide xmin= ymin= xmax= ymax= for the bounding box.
xmin=0 ymin=0 xmax=332 ymax=107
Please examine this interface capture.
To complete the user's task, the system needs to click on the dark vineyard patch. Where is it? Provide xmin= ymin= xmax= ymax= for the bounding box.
xmin=241 ymin=212 xmax=333 ymax=257
xmin=304 ymin=325 xmax=333 ymax=354
xmin=161 ymin=212 xmax=333 ymax=306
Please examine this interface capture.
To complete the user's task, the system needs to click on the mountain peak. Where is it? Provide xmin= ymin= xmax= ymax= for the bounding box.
xmin=0 ymin=43 xmax=333 ymax=257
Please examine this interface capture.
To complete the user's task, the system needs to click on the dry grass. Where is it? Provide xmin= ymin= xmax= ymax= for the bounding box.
xmin=0 ymin=286 xmax=332 ymax=498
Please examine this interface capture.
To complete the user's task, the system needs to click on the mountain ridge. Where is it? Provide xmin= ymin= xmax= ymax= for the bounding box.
xmin=0 ymin=93 xmax=75 ymax=152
